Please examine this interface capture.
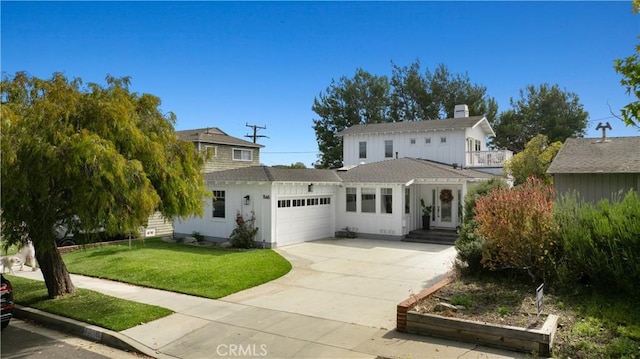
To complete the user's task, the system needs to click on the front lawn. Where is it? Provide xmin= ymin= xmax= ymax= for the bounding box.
xmin=62 ymin=238 xmax=292 ymax=299
xmin=8 ymin=276 xmax=173 ymax=331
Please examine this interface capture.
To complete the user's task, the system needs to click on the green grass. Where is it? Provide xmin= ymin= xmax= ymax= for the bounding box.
xmin=62 ymin=238 xmax=292 ymax=299
xmin=7 ymin=276 xmax=173 ymax=331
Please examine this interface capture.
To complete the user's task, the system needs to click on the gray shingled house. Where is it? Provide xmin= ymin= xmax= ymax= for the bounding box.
xmin=547 ymin=136 xmax=640 ymax=203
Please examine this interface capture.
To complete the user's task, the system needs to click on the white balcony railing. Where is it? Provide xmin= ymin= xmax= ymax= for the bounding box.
xmin=466 ymin=150 xmax=513 ymax=168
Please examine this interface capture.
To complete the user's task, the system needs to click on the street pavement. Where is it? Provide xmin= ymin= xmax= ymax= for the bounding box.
xmin=11 ymin=238 xmax=526 ymax=358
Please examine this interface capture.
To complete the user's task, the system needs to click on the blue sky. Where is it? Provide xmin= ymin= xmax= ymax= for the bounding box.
xmin=2 ymin=1 xmax=638 ymax=167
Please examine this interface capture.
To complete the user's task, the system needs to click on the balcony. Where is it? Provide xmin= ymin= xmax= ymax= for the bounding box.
xmin=466 ymin=150 xmax=513 ymax=168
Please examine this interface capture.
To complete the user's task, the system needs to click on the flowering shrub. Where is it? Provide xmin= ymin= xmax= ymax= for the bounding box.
xmin=474 ymin=177 xmax=556 ymax=281
xmin=230 ymin=211 xmax=259 ymax=249
xmin=454 ymin=178 xmax=508 ymax=272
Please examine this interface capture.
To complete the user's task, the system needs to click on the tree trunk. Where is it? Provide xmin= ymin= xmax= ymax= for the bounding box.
xmin=34 ymin=239 xmax=75 ymax=299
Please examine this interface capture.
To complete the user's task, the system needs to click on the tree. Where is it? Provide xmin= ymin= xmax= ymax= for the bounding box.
xmin=1 ymin=72 xmax=210 ymax=298
xmin=312 ymin=69 xmax=390 ymax=168
xmin=273 ymin=162 xmax=307 ymax=169
xmin=312 ymin=61 xmax=497 ymax=169
xmin=614 ymin=0 xmax=640 ymax=128
xmin=492 ymin=84 xmax=589 ymax=152
xmin=504 ymin=134 xmax=563 ymax=185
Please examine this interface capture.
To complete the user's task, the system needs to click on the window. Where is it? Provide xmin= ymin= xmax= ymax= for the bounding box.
xmin=359 ymin=141 xmax=367 ymax=159
xmin=346 ymin=188 xmax=357 ymax=212
xmin=307 ymin=198 xmax=319 ymax=206
xmin=361 ymin=188 xmax=376 ymax=213
xmin=204 ymin=145 xmax=217 ymax=158
xmin=405 ymin=188 xmax=410 ymax=214
xmin=320 ymin=197 xmax=331 ymax=205
xmin=410 ymin=138 xmax=416 ymax=145
xmin=233 ymin=148 xmax=253 ymax=161
xmin=381 ymin=188 xmax=393 ymax=214
xmin=384 ymin=140 xmax=393 ymax=158
xmin=425 ymin=137 xmax=431 ymax=144
xmin=475 ymin=139 xmax=481 ymax=151
xmin=278 ymin=199 xmax=291 ymax=208
xmin=293 ymin=199 xmax=305 ymax=207
xmin=440 ymin=137 xmax=447 ymax=144
xmin=212 ymin=190 xmax=225 ymax=218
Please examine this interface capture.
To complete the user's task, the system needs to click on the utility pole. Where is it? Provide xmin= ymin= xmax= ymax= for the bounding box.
xmin=245 ymin=123 xmax=268 ymax=143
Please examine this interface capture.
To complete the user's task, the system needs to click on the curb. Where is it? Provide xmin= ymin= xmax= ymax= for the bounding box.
xmin=13 ymin=305 xmax=174 ymax=359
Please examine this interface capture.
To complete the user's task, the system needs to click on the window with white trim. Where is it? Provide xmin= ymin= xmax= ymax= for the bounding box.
xmin=204 ymin=145 xmax=217 ymax=158
xmin=410 ymin=138 xmax=416 ymax=145
xmin=359 ymin=141 xmax=367 ymax=159
xmin=405 ymin=188 xmax=410 ymax=214
xmin=346 ymin=188 xmax=357 ymax=212
xmin=440 ymin=137 xmax=447 ymax=144
xmin=425 ymin=137 xmax=431 ymax=144
xmin=233 ymin=148 xmax=253 ymax=161
xmin=384 ymin=140 xmax=393 ymax=158
xmin=212 ymin=190 xmax=225 ymax=218
xmin=381 ymin=188 xmax=393 ymax=214
xmin=361 ymin=188 xmax=376 ymax=213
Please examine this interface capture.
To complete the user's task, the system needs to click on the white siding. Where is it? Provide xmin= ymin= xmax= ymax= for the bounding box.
xmin=343 ymin=129 xmax=467 ymax=166
xmin=173 ymin=183 xmax=272 ymax=244
xmin=335 ymin=184 xmax=405 ymax=238
xmin=144 ymin=212 xmax=173 ymax=237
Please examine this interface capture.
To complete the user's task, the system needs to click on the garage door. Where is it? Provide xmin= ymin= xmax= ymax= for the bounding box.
xmin=276 ymin=197 xmax=333 ymax=246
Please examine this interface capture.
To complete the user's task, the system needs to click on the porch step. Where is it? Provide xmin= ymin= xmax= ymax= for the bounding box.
xmin=403 ymin=229 xmax=458 ymax=246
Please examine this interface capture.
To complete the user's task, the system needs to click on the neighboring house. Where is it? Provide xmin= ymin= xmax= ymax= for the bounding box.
xmin=339 ymin=105 xmax=512 ymax=175
xmin=144 ymin=127 xmax=263 ymax=237
xmin=174 ymin=105 xmax=506 ymax=247
xmin=173 ymin=159 xmax=493 ymax=247
xmin=175 ymin=127 xmax=263 ymax=173
xmin=547 ymin=136 xmax=640 ymax=203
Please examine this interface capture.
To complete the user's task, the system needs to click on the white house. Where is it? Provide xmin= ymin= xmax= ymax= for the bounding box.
xmin=339 ymin=105 xmax=512 ymax=175
xmin=174 ymin=105 xmax=510 ymax=247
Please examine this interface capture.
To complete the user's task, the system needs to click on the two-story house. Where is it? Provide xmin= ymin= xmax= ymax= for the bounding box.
xmin=175 ymin=127 xmax=263 ymax=173
xmin=173 ymin=105 xmax=511 ymax=247
xmin=339 ymin=105 xmax=511 ymax=175
xmin=146 ymin=127 xmax=263 ymax=237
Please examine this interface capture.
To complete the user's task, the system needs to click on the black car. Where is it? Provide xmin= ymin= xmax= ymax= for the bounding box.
xmin=1 ymin=274 xmax=14 ymax=330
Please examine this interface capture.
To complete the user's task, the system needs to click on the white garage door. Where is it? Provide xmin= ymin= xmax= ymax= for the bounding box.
xmin=276 ymin=197 xmax=333 ymax=246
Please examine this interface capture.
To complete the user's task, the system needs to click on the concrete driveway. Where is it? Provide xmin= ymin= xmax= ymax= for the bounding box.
xmin=221 ymin=238 xmax=457 ymax=329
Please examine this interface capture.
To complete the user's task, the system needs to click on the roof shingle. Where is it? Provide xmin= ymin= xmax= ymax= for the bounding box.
xmin=547 ymin=137 xmax=640 ymax=174
xmin=176 ymin=127 xmax=263 ymax=148
xmin=338 ymin=116 xmax=493 ymax=136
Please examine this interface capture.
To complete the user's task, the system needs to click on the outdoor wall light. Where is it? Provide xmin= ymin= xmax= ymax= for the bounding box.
xmin=244 ymin=195 xmax=250 ymax=205
xmin=308 ymin=184 xmax=314 ymax=192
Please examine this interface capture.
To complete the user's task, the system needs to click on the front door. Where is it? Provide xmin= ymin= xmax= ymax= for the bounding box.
xmin=436 ymin=187 xmax=457 ymax=229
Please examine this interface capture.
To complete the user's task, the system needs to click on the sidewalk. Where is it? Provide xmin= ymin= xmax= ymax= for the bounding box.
xmin=10 ymin=238 xmax=529 ymax=359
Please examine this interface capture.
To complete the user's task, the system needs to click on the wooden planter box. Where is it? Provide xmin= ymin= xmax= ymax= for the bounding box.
xmin=397 ymin=276 xmax=558 ymax=356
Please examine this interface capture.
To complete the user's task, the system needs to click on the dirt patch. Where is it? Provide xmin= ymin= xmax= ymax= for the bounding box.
xmin=413 ymin=278 xmax=554 ymax=329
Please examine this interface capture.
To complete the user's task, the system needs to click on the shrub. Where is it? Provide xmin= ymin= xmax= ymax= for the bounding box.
xmin=455 ymin=178 xmax=508 ymax=272
xmin=229 ymin=211 xmax=259 ymax=249
xmin=474 ymin=177 xmax=556 ymax=282
xmin=554 ymin=190 xmax=640 ymax=294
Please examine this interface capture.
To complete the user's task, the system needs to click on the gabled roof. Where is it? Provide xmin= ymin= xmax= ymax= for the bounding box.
xmin=205 ymin=158 xmax=493 ymax=185
xmin=337 ymin=116 xmax=495 ymax=137
xmin=335 ymin=158 xmax=493 ymax=184
xmin=204 ymin=166 xmax=342 ymax=183
xmin=547 ymin=136 xmax=640 ymax=174
xmin=176 ymin=127 xmax=263 ymax=148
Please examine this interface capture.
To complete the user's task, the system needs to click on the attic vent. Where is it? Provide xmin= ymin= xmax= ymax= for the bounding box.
xmin=454 ymin=104 xmax=469 ymax=118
